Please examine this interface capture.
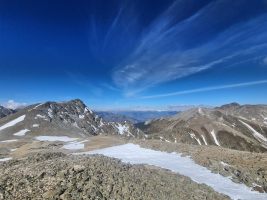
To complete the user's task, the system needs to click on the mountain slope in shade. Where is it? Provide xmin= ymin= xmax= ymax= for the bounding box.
xmin=0 ymin=106 xmax=16 ymax=119
xmin=138 ymin=105 xmax=267 ymax=152
xmin=0 ymin=99 xmax=143 ymax=141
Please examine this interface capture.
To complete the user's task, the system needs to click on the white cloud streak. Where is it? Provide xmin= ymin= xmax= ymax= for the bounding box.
xmin=141 ymin=80 xmax=267 ymax=99
xmin=112 ymin=0 xmax=267 ymax=96
xmin=1 ymin=100 xmax=27 ymax=109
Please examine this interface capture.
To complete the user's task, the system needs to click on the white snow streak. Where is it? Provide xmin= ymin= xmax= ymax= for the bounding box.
xmin=13 ymin=129 xmax=30 ymax=136
xmin=211 ymin=129 xmax=220 ymax=146
xmin=0 ymin=115 xmax=26 ymax=131
xmin=239 ymin=120 xmax=267 ymax=142
xmin=62 ymin=140 xmax=88 ymax=150
xmin=0 ymin=157 xmax=12 ymax=162
xmin=201 ymin=135 xmax=208 ymax=145
xmin=35 ymin=136 xmax=77 ymax=142
xmin=0 ymin=139 xmax=18 ymax=143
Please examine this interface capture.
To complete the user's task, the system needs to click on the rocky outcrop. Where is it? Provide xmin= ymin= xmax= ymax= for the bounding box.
xmin=0 ymin=106 xmax=15 ymax=119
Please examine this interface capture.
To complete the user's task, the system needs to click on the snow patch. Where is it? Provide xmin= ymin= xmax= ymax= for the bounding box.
xmin=63 ymin=140 xmax=88 ymax=150
xmin=201 ymin=135 xmax=208 ymax=145
xmin=10 ymin=148 xmax=17 ymax=152
xmin=13 ymin=129 xmax=30 ymax=136
xmin=189 ymin=133 xmax=202 ymax=145
xmin=220 ymin=161 xmax=230 ymax=167
xmin=79 ymin=115 xmax=85 ymax=119
xmin=48 ymin=109 xmax=53 ymax=118
xmin=35 ymin=136 xmax=78 ymax=142
xmin=78 ymin=144 xmax=267 ymax=200
xmin=211 ymin=129 xmax=220 ymax=146
xmin=0 ymin=157 xmax=12 ymax=162
xmin=239 ymin=120 xmax=267 ymax=142
xmin=115 ymin=123 xmax=134 ymax=137
xmin=0 ymin=139 xmax=18 ymax=143
xmin=0 ymin=115 xmax=26 ymax=131
xmin=84 ymin=107 xmax=93 ymax=114
xmin=32 ymin=124 xmax=39 ymax=128
xmin=35 ymin=114 xmax=48 ymax=121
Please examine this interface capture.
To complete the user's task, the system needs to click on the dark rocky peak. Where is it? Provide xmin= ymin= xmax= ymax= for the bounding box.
xmin=0 ymin=106 xmax=16 ymax=119
xmin=218 ymin=102 xmax=240 ymax=110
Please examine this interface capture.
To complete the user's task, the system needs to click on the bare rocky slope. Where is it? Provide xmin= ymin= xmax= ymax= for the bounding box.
xmin=138 ymin=103 xmax=267 ymax=152
xmin=0 ymin=99 xmax=143 ymax=142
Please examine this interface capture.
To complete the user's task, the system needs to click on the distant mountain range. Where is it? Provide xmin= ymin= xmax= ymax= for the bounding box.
xmin=96 ymin=111 xmax=178 ymax=123
xmin=137 ymin=103 xmax=267 ymax=152
xmin=1 ymin=100 xmax=267 ymax=153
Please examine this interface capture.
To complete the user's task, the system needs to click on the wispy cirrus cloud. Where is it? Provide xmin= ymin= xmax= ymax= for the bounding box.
xmin=141 ymin=80 xmax=267 ymax=99
xmin=112 ymin=0 xmax=267 ymax=96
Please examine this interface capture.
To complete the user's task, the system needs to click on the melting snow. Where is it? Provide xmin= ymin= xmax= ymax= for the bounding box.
xmin=79 ymin=115 xmax=85 ymax=119
xmin=10 ymin=148 xmax=17 ymax=152
xmin=211 ymin=129 xmax=220 ymax=146
xmin=84 ymin=107 xmax=93 ymax=114
xmin=201 ymin=135 xmax=208 ymax=145
xmin=13 ymin=129 xmax=30 ymax=136
xmin=35 ymin=136 xmax=78 ymax=142
xmin=0 ymin=157 xmax=12 ymax=162
xmin=239 ymin=120 xmax=267 ymax=142
xmin=32 ymin=124 xmax=39 ymax=128
xmin=189 ymin=133 xmax=202 ymax=145
xmin=0 ymin=115 xmax=26 ymax=131
xmin=63 ymin=140 xmax=88 ymax=150
xmin=35 ymin=114 xmax=48 ymax=121
xmin=79 ymin=143 xmax=267 ymax=200
xmin=48 ymin=109 xmax=53 ymax=118
xmin=116 ymin=123 xmax=134 ymax=137
xmin=220 ymin=161 xmax=230 ymax=167
xmin=0 ymin=139 xmax=18 ymax=143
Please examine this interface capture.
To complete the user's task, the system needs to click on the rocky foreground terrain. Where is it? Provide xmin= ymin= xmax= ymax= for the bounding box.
xmin=0 ymin=151 xmax=228 ymax=200
xmin=1 ymin=100 xmax=267 ymax=200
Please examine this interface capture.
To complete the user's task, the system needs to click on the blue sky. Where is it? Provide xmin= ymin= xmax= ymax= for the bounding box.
xmin=0 ymin=0 xmax=267 ymax=110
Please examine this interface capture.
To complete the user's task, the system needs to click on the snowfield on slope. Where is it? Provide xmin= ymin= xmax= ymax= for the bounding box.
xmin=13 ymin=129 xmax=30 ymax=136
xmin=0 ymin=115 xmax=26 ymax=131
xmin=77 ymin=143 xmax=267 ymax=200
xmin=35 ymin=136 xmax=78 ymax=142
xmin=62 ymin=140 xmax=88 ymax=150
xmin=239 ymin=120 xmax=267 ymax=142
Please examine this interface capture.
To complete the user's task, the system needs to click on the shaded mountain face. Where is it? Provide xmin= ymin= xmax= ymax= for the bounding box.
xmin=138 ymin=105 xmax=267 ymax=153
xmin=97 ymin=111 xmax=178 ymax=123
xmin=0 ymin=106 xmax=15 ymax=119
xmin=0 ymin=99 xmax=143 ymax=141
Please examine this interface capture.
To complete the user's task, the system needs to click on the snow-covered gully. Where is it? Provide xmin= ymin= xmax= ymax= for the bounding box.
xmin=77 ymin=143 xmax=267 ymax=200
